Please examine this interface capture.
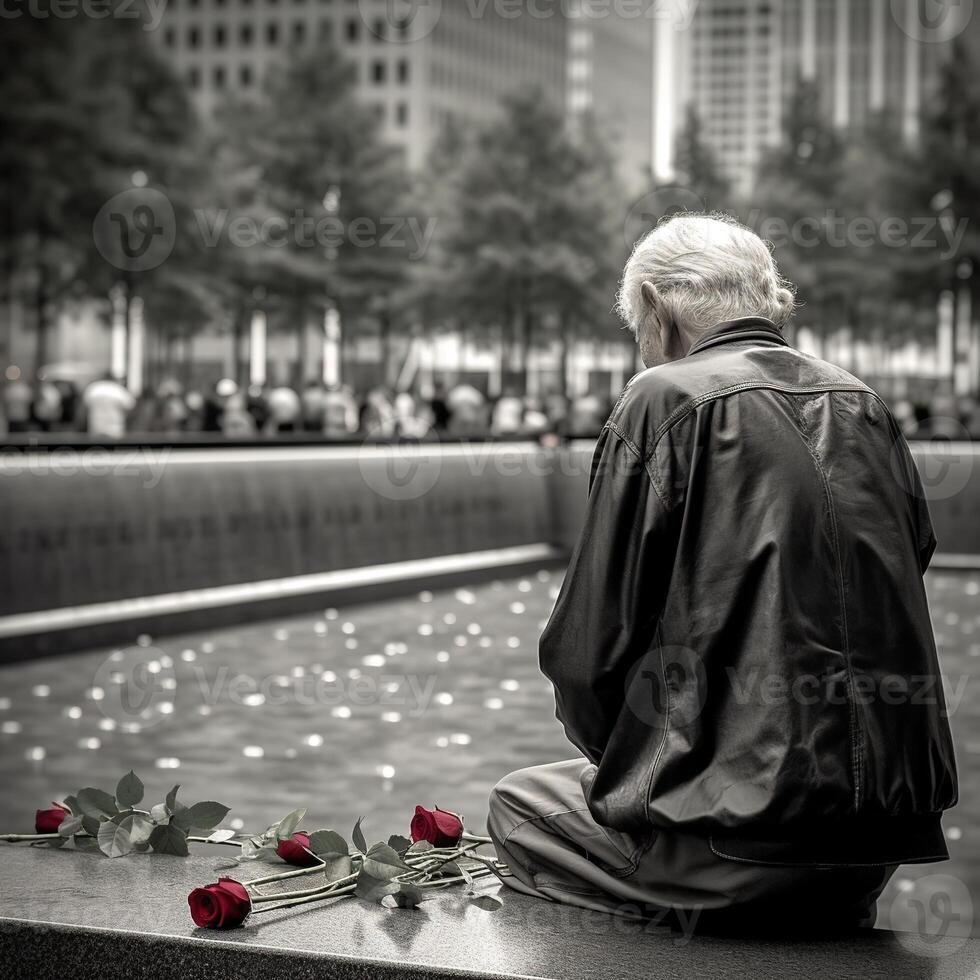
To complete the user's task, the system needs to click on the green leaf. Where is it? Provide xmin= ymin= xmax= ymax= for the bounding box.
xmin=76 ymin=787 xmax=117 ymax=820
xmin=407 ymin=840 xmax=433 ymax=854
xmin=207 ymin=829 xmax=237 ymax=843
xmin=165 ymin=785 xmax=180 ymax=814
xmin=322 ymin=854 xmax=353 ymax=883
xmin=98 ymin=816 xmax=136 ymax=858
xmin=469 ymin=894 xmax=504 ymax=912
xmin=115 ymin=771 xmax=144 ymax=808
xmin=62 ymin=794 xmax=79 ymax=817
xmin=172 ymin=802 xmax=230 ymax=832
xmin=351 ymin=817 xmax=367 ymax=853
xmin=362 ymin=842 xmax=412 ymax=881
xmin=128 ymin=813 xmax=155 ymax=846
xmin=149 ymin=803 xmax=169 ymax=823
xmin=354 ymin=870 xmax=399 ymax=904
xmin=275 ymin=807 xmax=307 ymax=841
xmin=148 ymin=823 xmax=190 ymax=856
xmin=387 ymin=834 xmax=411 ymax=855
xmin=34 ymin=836 xmax=68 ymax=849
xmin=438 ymin=861 xmax=462 ymax=878
xmin=239 ymin=839 xmax=278 ymax=863
xmin=58 ymin=814 xmax=84 ymax=838
xmin=308 ymin=830 xmax=348 ymax=858
xmin=80 ymin=816 xmax=102 ymax=838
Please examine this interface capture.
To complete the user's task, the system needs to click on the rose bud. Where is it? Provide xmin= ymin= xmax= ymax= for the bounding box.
xmin=35 ymin=802 xmax=70 ymax=834
xmin=410 ymin=805 xmax=463 ymax=847
xmin=275 ymin=832 xmax=320 ymax=867
xmin=188 ymin=878 xmax=251 ymax=929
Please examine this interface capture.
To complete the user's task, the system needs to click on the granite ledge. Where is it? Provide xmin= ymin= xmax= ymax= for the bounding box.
xmin=0 ymin=845 xmax=976 ymax=980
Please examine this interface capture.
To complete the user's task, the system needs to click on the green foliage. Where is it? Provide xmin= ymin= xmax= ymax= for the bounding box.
xmin=412 ymin=91 xmax=628 ymax=390
xmin=23 ymin=773 xmax=232 ymax=859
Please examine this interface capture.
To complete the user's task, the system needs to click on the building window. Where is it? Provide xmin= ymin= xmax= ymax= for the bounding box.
xmin=346 ymin=17 xmax=359 ymax=40
xmin=214 ymin=24 xmax=227 ymax=47
xmin=372 ymin=18 xmax=386 ymax=40
xmin=319 ymin=19 xmax=333 ymax=39
xmin=397 ymin=59 xmax=409 ymax=84
xmin=187 ymin=25 xmax=200 ymax=48
xmin=214 ymin=65 xmax=226 ymax=89
xmin=372 ymin=60 xmax=386 ymax=83
xmin=267 ymin=21 xmax=279 ymax=43
xmin=396 ymin=102 xmax=408 ymax=126
xmin=293 ymin=21 xmax=305 ymax=42
xmin=240 ymin=22 xmax=254 ymax=44
xmin=240 ymin=64 xmax=253 ymax=86
xmin=164 ymin=26 xmax=175 ymax=47
xmin=187 ymin=66 xmax=201 ymax=89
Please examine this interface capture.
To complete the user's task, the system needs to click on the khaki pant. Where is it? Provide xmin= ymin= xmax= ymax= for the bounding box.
xmin=488 ymin=760 xmax=895 ymax=932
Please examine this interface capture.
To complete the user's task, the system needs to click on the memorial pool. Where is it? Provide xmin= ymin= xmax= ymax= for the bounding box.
xmin=1 ymin=567 xmax=978 ymax=934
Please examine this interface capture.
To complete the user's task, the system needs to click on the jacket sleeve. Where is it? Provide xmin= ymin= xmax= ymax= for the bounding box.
xmin=539 ymin=425 xmax=675 ymax=764
xmin=893 ymin=429 xmax=937 ymax=573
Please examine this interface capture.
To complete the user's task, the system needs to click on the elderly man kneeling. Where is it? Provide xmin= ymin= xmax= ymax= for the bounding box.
xmin=487 ymin=213 xmax=958 ymax=932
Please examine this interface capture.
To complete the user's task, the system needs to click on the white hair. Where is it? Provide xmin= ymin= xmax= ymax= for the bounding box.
xmin=616 ymin=212 xmax=796 ymax=336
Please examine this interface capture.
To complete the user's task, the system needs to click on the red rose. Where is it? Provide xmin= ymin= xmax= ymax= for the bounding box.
xmin=275 ymin=832 xmax=319 ymax=867
xmin=410 ymin=805 xmax=463 ymax=847
xmin=188 ymin=878 xmax=251 ymax=929
xmin=35 ymin=802 xmax=69 ymax=834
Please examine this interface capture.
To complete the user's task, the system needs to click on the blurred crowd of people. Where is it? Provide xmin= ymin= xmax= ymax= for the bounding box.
xmin=4 ymin=374 xmax=980 ymax=442
xmin=0 ymin=375 xmax=615 ymax=441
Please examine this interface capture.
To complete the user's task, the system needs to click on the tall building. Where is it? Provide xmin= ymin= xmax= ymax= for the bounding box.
xmin=153 ymin=0 xmax=566 ymax=169
xmin=653 ymin=0 xmax=976 ymax=193
xmin=566 ymin=2 xmax=654 ymax=191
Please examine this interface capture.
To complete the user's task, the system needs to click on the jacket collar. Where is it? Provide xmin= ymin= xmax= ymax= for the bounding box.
xmin=686 ymin=316 xmax=789 ymax=357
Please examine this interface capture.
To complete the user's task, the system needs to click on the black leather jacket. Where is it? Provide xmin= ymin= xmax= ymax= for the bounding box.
xmin=541 ymin=317 xmax=958 ymax=866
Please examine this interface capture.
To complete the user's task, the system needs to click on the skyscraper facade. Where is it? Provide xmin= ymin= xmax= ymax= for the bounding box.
xmin=654 ymin=0 xmax=975 ymax=193
xmin=566 ymin=1 xmax=654 ymax=191
xmin=153 ymin=0 xmax=567 ymax=168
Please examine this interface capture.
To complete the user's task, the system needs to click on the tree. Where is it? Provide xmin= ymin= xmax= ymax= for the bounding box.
xmin=0 ymin=9 xmax=200 ymax=372
xmin=214 ymin=46 xmax=413 ymax=385
xmin=418 ymin=91 xmax=627 ymax=393
xmin=673 ymin=104 xmax=732 ymax=211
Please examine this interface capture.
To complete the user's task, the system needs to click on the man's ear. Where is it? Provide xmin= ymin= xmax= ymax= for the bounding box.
xmin=641 ymin=281 xmax=684 ymax=359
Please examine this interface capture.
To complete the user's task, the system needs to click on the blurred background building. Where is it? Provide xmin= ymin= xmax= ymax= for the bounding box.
xmin=3 ymin=0 xmax=980 ymax=436
xmin=655 ymin=0 xmax=975 ymax=192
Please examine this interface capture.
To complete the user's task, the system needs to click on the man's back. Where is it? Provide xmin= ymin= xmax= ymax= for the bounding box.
xmin=540 ymin=318 xmax=957 ymax=866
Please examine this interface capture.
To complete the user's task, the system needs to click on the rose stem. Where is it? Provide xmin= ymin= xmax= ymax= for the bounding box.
xmin=0 ymin=833 xmax=62 ymax=842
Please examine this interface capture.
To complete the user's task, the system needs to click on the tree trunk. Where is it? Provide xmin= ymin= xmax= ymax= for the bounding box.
xmin=34 ymin=249 xmax=48 ymax=375
xmin=233 ymin=297 xmax=247 ymax=386
xmin=559 ymin=331 xmax=570 ymax=399
xmin=294 ymin=303 xmax=307 ymax=386
xmin=379 ymin=309 xmax=392 ymax=389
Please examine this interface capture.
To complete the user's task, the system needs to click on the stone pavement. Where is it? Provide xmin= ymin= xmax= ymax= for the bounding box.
xmin=0 ymin=846 xmax=976 ymax=980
